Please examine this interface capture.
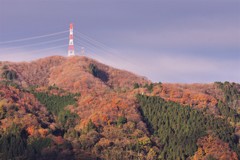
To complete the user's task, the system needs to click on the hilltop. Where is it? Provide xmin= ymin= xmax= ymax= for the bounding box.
xmin=0 ymin=56 xmax=148 ymax=90
xmin=0 ymin=56 xmax=239 ymax=160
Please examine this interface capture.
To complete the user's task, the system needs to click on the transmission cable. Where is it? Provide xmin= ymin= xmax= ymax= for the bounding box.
xmin=0 ymin=30 xmax=68 ymax=44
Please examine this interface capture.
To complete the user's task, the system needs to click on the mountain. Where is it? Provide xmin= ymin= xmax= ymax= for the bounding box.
xmin=0 ymin=56 xmax=239 ymax=160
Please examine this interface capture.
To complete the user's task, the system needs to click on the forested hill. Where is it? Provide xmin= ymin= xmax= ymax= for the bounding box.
xmin=0 ymin=56 xmax=239 ymax=160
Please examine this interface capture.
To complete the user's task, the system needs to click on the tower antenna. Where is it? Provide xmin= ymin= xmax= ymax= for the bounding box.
xmin=68 ymin=23 xmax=75 ymax=56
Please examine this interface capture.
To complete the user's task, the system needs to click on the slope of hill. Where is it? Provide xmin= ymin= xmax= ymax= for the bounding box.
xmin=0 ymin=56 xmax=239 ymax=160
xmin=1 ymin=56 xmax=66 ymax=86
xmin=49 ymin=56 xmax=148 ymax=92
xmin=0 ymin=56 xmax=148 ymax=91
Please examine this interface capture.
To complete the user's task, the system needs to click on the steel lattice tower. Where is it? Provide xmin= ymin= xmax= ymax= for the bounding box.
xmin=68 ymin=23 xmax=75 ymax=56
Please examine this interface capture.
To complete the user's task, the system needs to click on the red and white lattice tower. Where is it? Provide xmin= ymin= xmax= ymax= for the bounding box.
xmin=68 ymin=23 xmax=75 ymax=56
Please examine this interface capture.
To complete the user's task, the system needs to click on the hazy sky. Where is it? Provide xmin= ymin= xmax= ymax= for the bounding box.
xmin=0 ymin=0 xmax=239 ymax=83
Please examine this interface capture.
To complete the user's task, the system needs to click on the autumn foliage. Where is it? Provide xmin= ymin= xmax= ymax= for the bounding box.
xmin=0 ymin=56 xmax=239 ymax=159
xmin=192 ymin=135 xmax=238 ymax=160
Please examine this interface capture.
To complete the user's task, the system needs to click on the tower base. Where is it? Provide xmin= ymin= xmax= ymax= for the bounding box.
xmin=68 ymin=50 xmax=75 ymax=57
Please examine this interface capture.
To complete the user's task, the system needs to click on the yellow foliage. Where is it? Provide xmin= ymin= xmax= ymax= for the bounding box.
xmin=0 ymin=99 xmax=8 ymax=108
xmin=38 ymin=128 xmax=48 ymax=137
xmin=138 ymin=136 xmax=151 ymax=146
xmin=147 ymin=148 xmax=157 ymax=160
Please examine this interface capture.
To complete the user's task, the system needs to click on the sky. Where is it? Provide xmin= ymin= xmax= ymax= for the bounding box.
xmin=0 ymin=0 xmax=239 ymax=83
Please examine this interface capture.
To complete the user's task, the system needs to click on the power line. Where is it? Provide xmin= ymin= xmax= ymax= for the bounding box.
xmin=75 ymin=31 xmax=132 ymax=62
xmin=20 ymin=44 xmax=68 ymax=54
xmin=0 ymin=30 xmax=68 ymax=45
xmin=75 ymin=41 xmax=98 ymax=55
xmin=0 ymin=37 xmax=68 ymax=51
xmin=74 ymin=32 xmax=118 ymax=58
xmin=75 ymin=40 xmax=108 ymax=57
xmin=74 ymin=39 xmax=115 ymax=59
xmin=75 ymin=31 xmax=112 ymax=51
xmin=74 ymin=33 xmax=141 ymax=68
xmin=74 ymin=39 xmax=135 ymax=69
xmin=75 ymin=38 xmax=101 ymax=52
xmin=75 ymin=44 xmax=107 ymax=61
xmin=0 ymin=26 xmax=143 ymax=72
xmin=75 ymin=31 xmax=134 ymax=62
xmin=75 ymin=37 xmax=112 ymax=56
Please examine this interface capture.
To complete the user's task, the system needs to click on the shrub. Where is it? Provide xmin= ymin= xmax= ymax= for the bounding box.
xmin=206 ymin=155 xmax=217 ymax=160
xmin=144 ymin=83 xmax=154 ymax=92
xmin=1 ymin=65 xmax=8 ymax=70
xmin=64 ymin=128 xmax=80 ymax=139
xmin=85 ymin=119 xmax=97 ymax=132
xmin=0 ymin=99 xmax=7 ymax=119
xmin=79 ymin=131 xmax=101 ymax=150
xmin=133 ymin=83 xmax=140 ymax=89
xmin=117 ymin=116 xmax=127 ymax=126
xmin=0 ymin=80 xmax=20 ymax=89
xmin=48 ymin=84 xmax=60 ymax=90
xmin=2 ymin=70 xmax=18 ymax=81
xmin=89 ymin=63 xmax=98 ymax=77
xmin=138 ymin=136 xmax=152 ymax=146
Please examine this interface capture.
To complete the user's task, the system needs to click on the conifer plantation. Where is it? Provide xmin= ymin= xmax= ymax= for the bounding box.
xmin=137 ymin=95 xmax=239 ymax=159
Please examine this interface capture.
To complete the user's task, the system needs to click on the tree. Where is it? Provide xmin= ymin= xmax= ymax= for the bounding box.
xmin=58 ymin=110 xmax=79 ymax=130
xmin=88 ymin=63 xmax=109 ymax=82
xmin=2 ymin=70 xmax=18 ymax=81
xmin=144 ymin=83 xmax=154 ymax=92
xmin=86 ymin=119 xmax=96 ymax=132
xmin=133 ymin=83 xmax=140 ymax=89
xmin=137 ymin=94 xmax=239 ymax=159
xmin=0 ymin=124 xmax=27 ymax=159
xmin=117 ymin=116 xmax=127 ymax=126
xmin=27 ymin=137 xmax=52 ymax=159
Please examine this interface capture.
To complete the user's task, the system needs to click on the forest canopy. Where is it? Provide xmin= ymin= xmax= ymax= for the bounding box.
xmin=137 ymin=94 xmax=239 ymax=160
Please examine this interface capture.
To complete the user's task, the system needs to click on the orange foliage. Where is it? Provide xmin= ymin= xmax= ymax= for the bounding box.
xmin=26 ymin=126 xmax=35 ymax=135
xmin=149 ymin=83 xmax=221 ymax=113
xmin=9 ymin=56 xmax=66 ymax=86
xmin=0 ymin=84 xmax=55 ymax=139
xmin=38 ymin=128 xmax=48 ymax=137
xmin=192 ymin=135 xmax=238 ymax=160
xmin=1 ymin=55 xmax=238 ymax=159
